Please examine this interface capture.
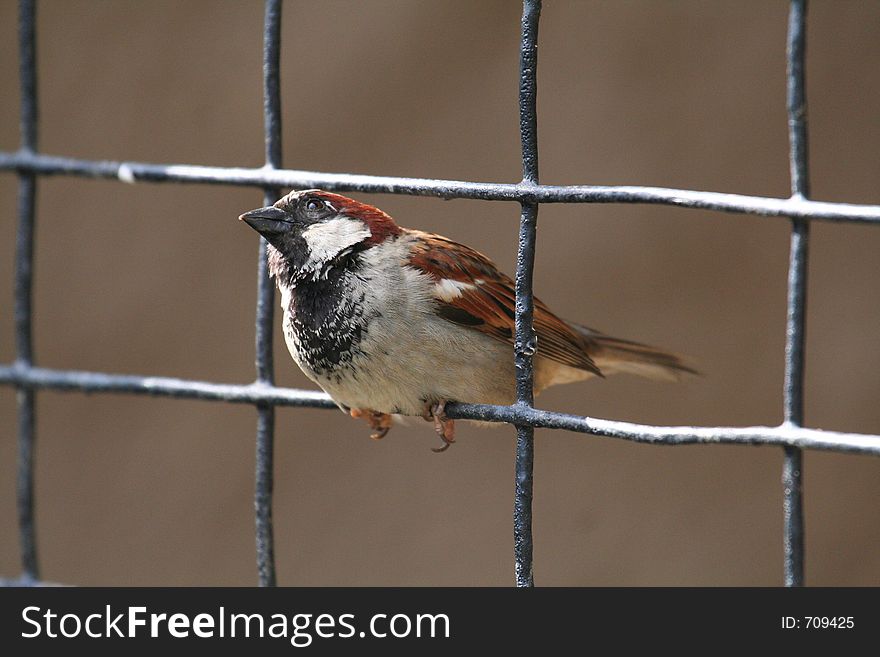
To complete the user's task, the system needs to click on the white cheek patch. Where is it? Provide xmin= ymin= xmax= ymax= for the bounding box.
xmin=434 ymin=278 xmax=476 ymax=302
xmin=302 ymin=218 xmax=372 ymax=266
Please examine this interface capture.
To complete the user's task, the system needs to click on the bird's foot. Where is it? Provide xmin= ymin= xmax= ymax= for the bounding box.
xmin=350 ymin=408 xmax=392 ymax=440
xmin=422 ymin=401 xmax=455 ymax=453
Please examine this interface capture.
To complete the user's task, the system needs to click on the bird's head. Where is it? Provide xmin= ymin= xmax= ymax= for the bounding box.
xmin=239 ymin=189 xmax=401 ymax=284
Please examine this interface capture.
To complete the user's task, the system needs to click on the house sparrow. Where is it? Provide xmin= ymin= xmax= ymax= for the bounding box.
xmin=240 ymin=190 xmax=694 ymax=452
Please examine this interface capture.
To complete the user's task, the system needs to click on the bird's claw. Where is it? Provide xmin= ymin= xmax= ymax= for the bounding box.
xmin=425 ymin=401 xmax=455 ymax=453
xmin=350 ymin=409 xmax=392 ymax=440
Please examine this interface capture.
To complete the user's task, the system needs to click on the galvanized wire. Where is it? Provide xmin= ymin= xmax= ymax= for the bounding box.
xmin=782 ymin=0 xmax=810 ymax=587
xmin=3 ymin=150 xmax=880 ymax=223
xmin=14 ymin=0 xmax=39 ymax=583
xmin=512 ymin=0 xmax=541 ymax=588
xmin=0 ymin=362 xmax=874 ymax=451
xmin=254 ymin=0 xmax=284 ymax=589
xmin=3 ymin=0 xmax=879 ymax=587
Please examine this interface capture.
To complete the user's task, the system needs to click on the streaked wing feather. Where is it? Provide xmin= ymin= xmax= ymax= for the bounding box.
xmin=408 ymin=231 xmax=601 ymax=375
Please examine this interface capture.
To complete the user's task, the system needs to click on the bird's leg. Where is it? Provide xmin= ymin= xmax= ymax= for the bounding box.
xmin=424 ymin=401 xmax=455 ymax=453
xmin=350 ymin=408 xmax=392 ymax=440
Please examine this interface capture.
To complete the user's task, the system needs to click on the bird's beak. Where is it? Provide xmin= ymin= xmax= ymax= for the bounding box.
xmin=239 ymin=205 xmax=293 ymax=237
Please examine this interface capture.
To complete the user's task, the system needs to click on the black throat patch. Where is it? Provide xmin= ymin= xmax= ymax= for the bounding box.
xmin=282 ymin=262 xmax=369 ymax=378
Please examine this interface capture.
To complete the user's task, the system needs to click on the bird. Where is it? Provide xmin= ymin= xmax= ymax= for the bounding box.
xmin=240 ymin=189 xmax=695 ymax=452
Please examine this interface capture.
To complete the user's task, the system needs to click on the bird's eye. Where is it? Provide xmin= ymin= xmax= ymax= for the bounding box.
xmin=305 ymin=198 xmax=324 ymax=212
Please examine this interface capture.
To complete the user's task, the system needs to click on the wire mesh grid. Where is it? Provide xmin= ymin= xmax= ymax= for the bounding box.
xmin=3 ymin=0 xmax=880 ymax=587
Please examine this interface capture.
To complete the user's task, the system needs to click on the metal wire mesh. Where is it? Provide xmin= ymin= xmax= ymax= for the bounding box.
xmin=3 ymin=0 xmax=879 ymax=588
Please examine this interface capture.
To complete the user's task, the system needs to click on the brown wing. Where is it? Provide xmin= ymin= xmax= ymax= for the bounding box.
xmin=407 ymin=231 xmax=601 ymax=376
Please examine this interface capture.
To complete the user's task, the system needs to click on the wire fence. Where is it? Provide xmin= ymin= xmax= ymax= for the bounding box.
xmin=3 ymin=0 xmax=880 ymax=587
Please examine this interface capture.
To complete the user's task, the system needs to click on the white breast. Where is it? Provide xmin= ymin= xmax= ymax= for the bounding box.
xmin=273 ymin=235 xmax=570 ymax=417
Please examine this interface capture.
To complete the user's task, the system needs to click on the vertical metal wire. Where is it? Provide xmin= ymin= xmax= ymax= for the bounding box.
xmin=782 ymin=0 xmax=809 ymax=587
xmin=15 ymin=0 xmax=39 ymax=583
xmin=254 ymin=0 xmax=283 ymax=587
xmin=513 ymin=0 xmax=541 ymax=588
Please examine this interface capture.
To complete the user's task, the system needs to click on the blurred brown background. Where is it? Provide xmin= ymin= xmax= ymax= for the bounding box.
xmin=1 ymin=0 xmax=879 ymax=586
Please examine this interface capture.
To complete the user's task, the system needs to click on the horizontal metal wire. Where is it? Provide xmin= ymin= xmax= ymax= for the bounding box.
xmin=2 ymin=363 xmax=878 ymax=456
xmin=0 ymin=363 xmax=336 ymax=408
xmin=2 ymin=150 xmax=880 ymax=223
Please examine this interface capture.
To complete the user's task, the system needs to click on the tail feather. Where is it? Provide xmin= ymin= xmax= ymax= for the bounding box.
xmin=570 ymin=323 xmax=698 ymax=382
